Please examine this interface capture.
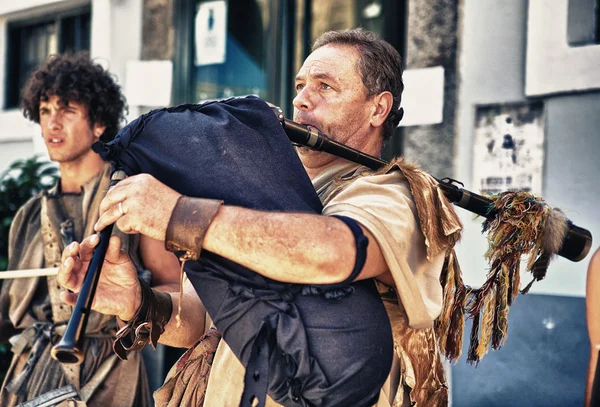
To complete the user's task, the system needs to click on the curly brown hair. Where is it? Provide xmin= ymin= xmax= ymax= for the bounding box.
xmin=21 ymin=52 xmax=127 ymax=142
xmin=313 ymin=28 xmax=404 ymax=140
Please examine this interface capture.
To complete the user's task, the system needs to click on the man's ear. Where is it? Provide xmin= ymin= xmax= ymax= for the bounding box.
xmin=370 ymin=91 xmax=393 ymax=128
xmin=93 ymin=123 xmax=107 ymax=139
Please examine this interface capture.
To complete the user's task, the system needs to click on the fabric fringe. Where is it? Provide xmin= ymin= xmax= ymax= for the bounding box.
xmin=492 ymin=264 xmax=509 ymax=351
xmin=435 ymin=249 xmax=468 ymax=362
xmin=475 ymin=282 xmax=496 ymax=360
xmin=466 ymin=312 xmax=480 ymax=364
xmin=435 ymin=190 xmax=569 ymax=364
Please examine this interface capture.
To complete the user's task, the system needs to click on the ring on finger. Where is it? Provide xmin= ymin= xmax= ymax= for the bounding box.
xmin=118 ymin=201 xmax=124 ymax=216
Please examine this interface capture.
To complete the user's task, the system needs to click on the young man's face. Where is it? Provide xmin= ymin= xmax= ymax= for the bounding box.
xmin=293 ymin=44 xmax=376 ymax=170
xmin=39 ymin=95 xmax=105 ymax=164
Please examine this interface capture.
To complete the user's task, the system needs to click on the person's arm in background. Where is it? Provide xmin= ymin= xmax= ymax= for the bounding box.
xmin=585 ymin=247 xmax=600 ymax=407
xmin=139 ymin=236 xmax=182 ymax=292
xmin=138 ymin=237 xmax=208 ymax=348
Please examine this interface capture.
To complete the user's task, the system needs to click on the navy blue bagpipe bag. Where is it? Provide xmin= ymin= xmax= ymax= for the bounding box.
xmin=94 ymin=96 xmax=392 ymax=407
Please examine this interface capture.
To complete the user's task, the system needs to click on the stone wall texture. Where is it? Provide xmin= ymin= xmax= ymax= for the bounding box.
xmin=403 ymin=0 xmax=458 ymax=178
xmin=142 ymin=0 xmax=175 ymax=60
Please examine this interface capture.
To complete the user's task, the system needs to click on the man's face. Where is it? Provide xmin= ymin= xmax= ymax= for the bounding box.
xmin=39 ymin=95 xmax=104 ymax=164
xmin=293 ymin=44 xmax=376 ymax=169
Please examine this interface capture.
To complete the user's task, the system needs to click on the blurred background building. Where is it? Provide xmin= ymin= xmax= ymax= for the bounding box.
xmin=0 ymin=0 xmax=599 ymax=405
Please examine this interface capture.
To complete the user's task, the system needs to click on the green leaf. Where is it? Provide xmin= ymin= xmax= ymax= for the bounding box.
xmin=0 ymin=155 xmax=58 ymax=271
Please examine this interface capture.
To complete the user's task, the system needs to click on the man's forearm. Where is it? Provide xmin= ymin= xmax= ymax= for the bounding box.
xmin=202 ymin=206 xmax=358 ymax=285
xmin=157 ymin=282 xmax=207 ymax=348
xmin=155 ymin=207 xmax=359 ymax=348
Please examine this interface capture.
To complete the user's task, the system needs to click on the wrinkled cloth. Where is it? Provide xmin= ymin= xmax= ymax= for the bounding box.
xmin=153 ymin=328 xmax=222 ymax=407
xmin=0 ymin=164 xmax=151 ymax=407
xmin=96 ymin=96 xmax=393 ymax=407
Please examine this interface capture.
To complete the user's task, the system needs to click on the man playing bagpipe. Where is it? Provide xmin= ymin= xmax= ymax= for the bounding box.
xmin=57 ymin=28 xmax=462 ymax=407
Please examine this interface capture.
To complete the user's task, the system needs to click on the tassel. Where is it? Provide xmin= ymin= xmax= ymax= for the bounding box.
xmin=435 ymin=191 xmax=567 ymax=364
xmin=520 ymin=278 xmax=536 ymax=295
xmin=467 ymin=313 xmax=481 ymax=365
xmin=508 ymin=261 xmax=520 ymax=306
xmin=492 ymin=264 xmax=510 ymax=350
xmin=436 ymin=251 xmax=455 ymax=355
xmin=445 ymin=285 xmax=467 ymax=362
xmin=476 ymin=286 xmax=496 ymax=360
xmin=530 ymin=250 xmax=552 ymax=283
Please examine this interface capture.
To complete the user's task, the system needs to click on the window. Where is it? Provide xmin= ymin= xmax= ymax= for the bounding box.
xmin=174 ymin=0 xmax=295 ymax=109
xmin=297 ymin=0 xmax=406 ymax=69
xmin=567 ymin=0 xmax=599 ymax=46
xmin=4 ymin=7 xmax=91 ymax=110
xmin=296 ymin=0 xmax=407 ymax=158
xmin=192 ymin=0 xmax=269 ymax=102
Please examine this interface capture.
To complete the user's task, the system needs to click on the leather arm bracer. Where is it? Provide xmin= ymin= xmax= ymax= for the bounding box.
xmin=165 ymin=196 xmax=224 ymax=260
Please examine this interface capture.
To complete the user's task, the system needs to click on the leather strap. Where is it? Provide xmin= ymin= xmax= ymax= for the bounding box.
xmin=16 ymin=384 xmax=80 ymax=407
xmin=40 ymin=196 xmax=81 ymax=390
xmin=113 ymin=279 xmax=173 ymax=360
xmin=165 ymin=196 xmax=223 ymax=260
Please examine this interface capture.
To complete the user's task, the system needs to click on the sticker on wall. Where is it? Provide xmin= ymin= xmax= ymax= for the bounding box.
xmin=472 ymin=102 xmax=545 ymax=196
xmin=195 ymin=0 xmax=228 ymax=66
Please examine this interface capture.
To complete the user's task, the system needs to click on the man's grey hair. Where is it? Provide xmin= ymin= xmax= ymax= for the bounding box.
xmin=313 ymin=28 xmax=404 ymax=140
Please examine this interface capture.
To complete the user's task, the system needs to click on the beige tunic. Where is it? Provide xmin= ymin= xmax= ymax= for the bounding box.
xmin=202 ymin=161 xmax=461 ymax=407
xmin=0 ymin=164 xmax=151 ymax=407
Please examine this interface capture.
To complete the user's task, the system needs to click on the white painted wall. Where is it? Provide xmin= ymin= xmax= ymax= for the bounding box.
xmin=526 ymin=0 xmax=600 ymax=96
xmin=0 ymin=0 xmax=91 ymax=163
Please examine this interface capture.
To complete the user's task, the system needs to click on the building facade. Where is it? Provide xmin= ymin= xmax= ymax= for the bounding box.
xmin=0 ymin=0 xmax=598 ymax=405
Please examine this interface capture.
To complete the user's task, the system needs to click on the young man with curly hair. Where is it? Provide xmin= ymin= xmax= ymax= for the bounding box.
xmin=0 ymin=52 xmax=178 ymax=407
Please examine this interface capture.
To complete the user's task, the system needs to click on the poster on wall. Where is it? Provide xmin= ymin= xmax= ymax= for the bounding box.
xmin=195 ymin=0 xmax=227 ymax=66
xmin=472 ymin=102 xmax=545 ymax=196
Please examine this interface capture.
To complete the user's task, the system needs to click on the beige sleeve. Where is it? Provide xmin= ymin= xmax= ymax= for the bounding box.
xmin=204 ymin=340 xmax=284 ymax=406
xmin=323 ymin=171 xmax=444 ymax=329
xmin=204 ymin=341 xmax=246 ymax=406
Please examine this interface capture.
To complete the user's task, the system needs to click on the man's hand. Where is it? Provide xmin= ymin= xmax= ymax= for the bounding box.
xmin=94 ymin=174 xmax=181 ymax=241
xmin=58 ymin=234 xmax=142 ymax=321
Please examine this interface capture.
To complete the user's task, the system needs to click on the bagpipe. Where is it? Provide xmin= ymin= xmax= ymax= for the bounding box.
xmin=49 ymin=96 xmax=592 ymax=406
